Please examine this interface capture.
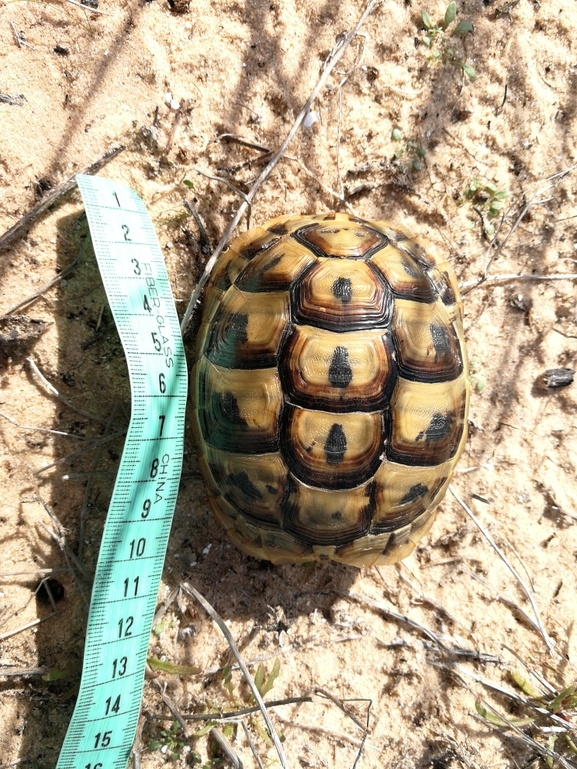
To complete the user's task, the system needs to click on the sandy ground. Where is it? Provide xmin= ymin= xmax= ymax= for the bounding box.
xmin=1 ymin=0 xmax=577 ymax=767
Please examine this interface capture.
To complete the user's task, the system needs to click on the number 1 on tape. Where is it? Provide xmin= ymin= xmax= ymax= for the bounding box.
xmin=56 ymin=175 xmax=188 ymax=769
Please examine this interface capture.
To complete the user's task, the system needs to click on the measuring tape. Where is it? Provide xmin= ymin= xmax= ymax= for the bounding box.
xmin=56 ymin=175 xmax=188 ymax=769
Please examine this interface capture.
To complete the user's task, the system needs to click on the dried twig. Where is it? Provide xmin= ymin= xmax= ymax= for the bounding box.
xmin=461 ymin=164 xmax=577 ymax=294
xmin=180 ymin=0 xmax=382 ymax=334
xmin=182 ymin=582 xmax=289 ymax=769
xmin=450 ymin=487 xmax=554 ymax=655
xmin=151 ymin=696 xmax=314 ymax=723
xmin=0 ymin=145 xmax=124 ymax=254
xmin=63 ymin=0 xmax=111 ymax=16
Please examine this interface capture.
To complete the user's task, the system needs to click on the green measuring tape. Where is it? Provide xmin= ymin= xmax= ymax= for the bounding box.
xmin=56 ymin=175 xmax=188 ymax=769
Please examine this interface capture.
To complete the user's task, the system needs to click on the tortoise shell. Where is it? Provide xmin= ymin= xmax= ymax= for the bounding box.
xmin=191 ymin=213 xmax=469 ymax=567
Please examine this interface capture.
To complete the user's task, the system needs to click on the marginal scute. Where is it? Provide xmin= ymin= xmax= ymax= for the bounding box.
xmin=191 ymin=212 xmax=470 ymax=566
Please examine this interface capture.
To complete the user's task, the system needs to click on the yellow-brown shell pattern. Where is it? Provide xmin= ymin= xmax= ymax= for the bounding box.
xmin=191 ymin=213 xmax=470 ymax=567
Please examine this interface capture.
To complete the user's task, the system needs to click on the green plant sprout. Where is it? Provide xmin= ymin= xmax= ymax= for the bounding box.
xmin=391 ymin=128 xmax=426 ymax=172
xmin=420 ymin=2 xmax=476 ymax=80
xmin=460 ymin=179 xmax=509 ymax=238
xmin=468 ymin=360 xmax=485 ymax=393
xmin=149 ymin=721 xmax=186 ymax=762
xmin=475 ymin=671 xmax=577 ymax=766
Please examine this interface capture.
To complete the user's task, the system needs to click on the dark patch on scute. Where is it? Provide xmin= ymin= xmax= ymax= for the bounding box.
xmin=328 ymin=346 xmax=353 ymax=388
xmin=236 ymin=255 xmax=282 ymax=292
xmin=265 ymin=484 xmax=277 ymax=495
xmin=332 ymin=276 xmax=352 ymax=303
xmin=324 ymin=423 xmax=347 ymax=465
xmin=400 ymin=483 xmax=429 ymax=505
xmin=401 ymin=260 xmax=420 ymax=278
xmin=228 ymin=471 xmax=263 ymax=500
xmin=267 ymin=223 xmax=290 ymax=235
xmin=238 ymin=234 xmax=281 ymax=259
xmin=331 ymin=510 xmax=343 ymax=521
xmin=214 ymin=391 xmax=247 ymax=426
xmin=363 ymin=480 xmax=377 ymax=518
xmin=205 ymin=311 xmax=248 ymax=367
xmin=430 ymin=324 xmax=452 ymax=358
xmin=417 ymin=412 xmax=454 ymax=444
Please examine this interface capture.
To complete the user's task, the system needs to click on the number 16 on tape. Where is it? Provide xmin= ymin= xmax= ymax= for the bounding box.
xmin=56 ymin=175 xmax=188 ymax=769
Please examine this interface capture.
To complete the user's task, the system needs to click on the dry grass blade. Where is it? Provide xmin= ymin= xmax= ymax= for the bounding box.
xmin=4 ymin=237 xmax=90 ymax=316
xmin=450 ymin=486 xmax=554 ymax=655
xmin=460 ymin=271 xmax=577 ymax=293
xmin=0 ymin=411 xmax=89 ymax=440
xmin=210 ymin=727 xmax=244 ymax=768
xmin=241 ymin=720 xmax=265 ymax=769
xmin=182 ymin=582 xmax=289 ymax=769
xmin=26 ymin=356 xmax=110 ymax=426
xmin=274 ymin=713 xmax=378 ymax=752
xmin=180 ymin=0 xmax=382 ymax=334
xmin=320 ymin=588 xmax=499 ymax=662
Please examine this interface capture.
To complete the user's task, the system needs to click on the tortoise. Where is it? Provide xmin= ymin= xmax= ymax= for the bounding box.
xmin=191 ymin=212 xmax=470 ymax=567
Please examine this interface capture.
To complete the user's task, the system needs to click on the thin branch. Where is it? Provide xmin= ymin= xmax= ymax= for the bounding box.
xmin=461 ymin=271 xmax=577 ymax=294
xmin=0 ymin=145 xmax=124 ymax=253
xmin=450 ymin=486 xmax=554 ymax=655
xmin=182 ymin=582 xmax=289 ymax=769
xmin=180 ymin=0 xmax=382 ymax=335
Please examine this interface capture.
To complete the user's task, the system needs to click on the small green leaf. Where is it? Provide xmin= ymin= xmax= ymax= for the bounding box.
xmin=421 ymin=35 xmax=432 ymax=48
xmin=453 ymin=20 xmax=474 ymax=34
xmin=261 ymin=658 xmax=281 ymax=697
xmin=461 ymin=63 xmax=476 ymax=80
xmin=493 ymin=189 xmax=510 ymax=200
xmin=149 ymin=740 xmax=163 ymax=751
xmin=183 ymin=179 xmax=195 ymax=189
xmin=549 ymin=684 xmax=577 ymax=713
xmin=147 ymin=656 xmax=199 ymax=676
xmin=391 ymin=127 xmax=403 ymax=141
xmin=444 ymin=2 xmax=457 ymax=27
xmin=421 ymin=9 xmax=432 ymax=29
xmin=416 ymin=146 xmax=426 ymax=157
xmin=412 ymin=160 xmax=423 ymax=172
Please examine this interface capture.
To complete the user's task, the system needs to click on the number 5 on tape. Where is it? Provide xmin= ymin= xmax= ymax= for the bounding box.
xmin=56 ymin=175 xmax=188 ymax=769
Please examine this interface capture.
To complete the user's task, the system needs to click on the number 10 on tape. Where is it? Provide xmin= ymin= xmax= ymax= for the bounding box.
xmin=56 ymin=175 xmax=188 ymax=769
